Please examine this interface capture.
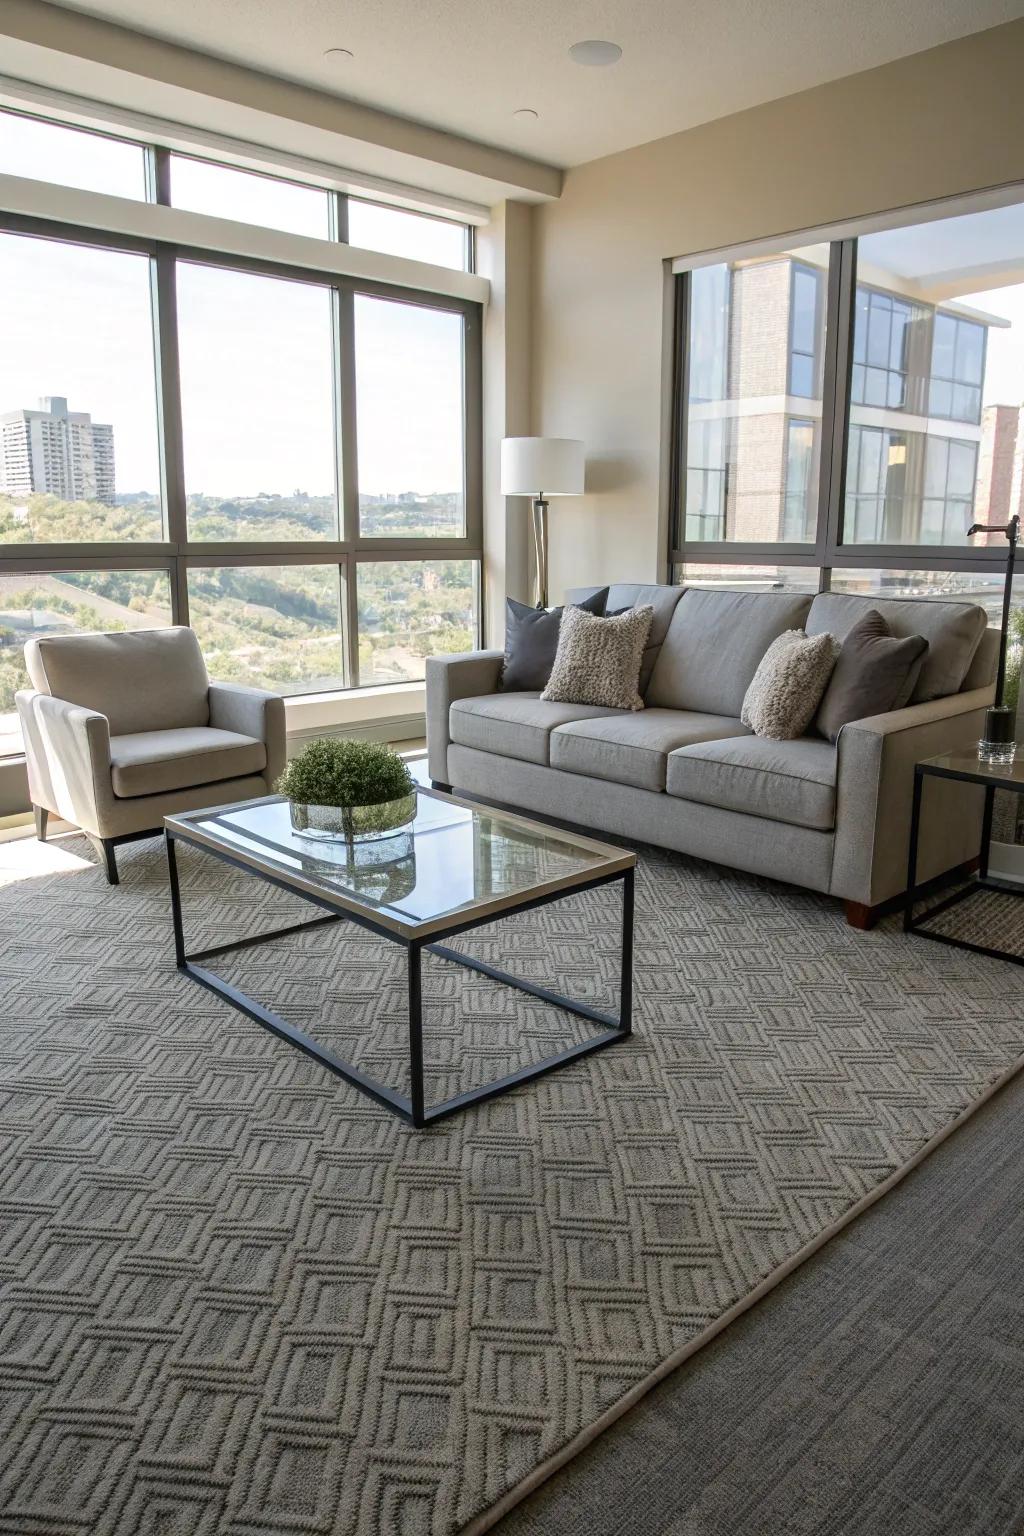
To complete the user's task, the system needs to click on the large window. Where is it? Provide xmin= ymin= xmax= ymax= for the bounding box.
xmin=671 ymin=204 xmax=1024 ymax=610
xmin=0 ymin=107 xmax=481 ymax=759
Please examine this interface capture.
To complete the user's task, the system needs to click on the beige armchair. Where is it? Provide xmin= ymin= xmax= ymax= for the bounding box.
xmin=17 ymin=626 xmax=286 ymax=884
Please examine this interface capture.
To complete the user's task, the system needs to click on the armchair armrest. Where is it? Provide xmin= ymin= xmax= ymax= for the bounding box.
xmin=831 ymin=685 xmax=993 ymax=907
xmin=208 ymin=682 xmax=287 ymax=788
xmin=425 ymin=649 xmax=503 ymax=784
xmin=16 ymin=689 xmax=115 ymax=835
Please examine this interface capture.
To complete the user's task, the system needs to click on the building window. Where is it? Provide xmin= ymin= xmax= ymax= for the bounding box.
xmin=851 ymin=287 xmax=918 ymax=410
xmin=844 ymin=424 xmax=909 ymax=542
xmin=782 ymin=419 xmax=817 ymax=540
xmin=922 ymin=436 xmax=978 ymax=543
xmin=929 ymin=313 xmax=985 ymax=424
xmin=788 ymin=264 xmax=822 ymax=398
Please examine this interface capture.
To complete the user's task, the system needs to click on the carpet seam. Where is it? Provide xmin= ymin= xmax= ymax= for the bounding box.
xmin=462 ymin=1047 xmax=1024 ymax=1536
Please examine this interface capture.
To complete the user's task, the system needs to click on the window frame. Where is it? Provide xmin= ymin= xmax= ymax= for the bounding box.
xmin=669 ymin=235 xmax=1010 ymax=586
xmin=0 ymin=188 xmax=483 ymax=703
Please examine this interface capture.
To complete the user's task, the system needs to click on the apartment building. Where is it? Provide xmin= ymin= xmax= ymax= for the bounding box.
xmin=0 ymin=395 xmax=116 ymax=504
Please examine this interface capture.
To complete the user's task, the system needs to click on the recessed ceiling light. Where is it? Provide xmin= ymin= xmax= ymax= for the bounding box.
xmin=324 ymin=47 xmax=354 ymax=61
xmin=513 ymin=108 xmax=539 ymax=121
xmin=568 ymin=39 xmax=622 ymax=66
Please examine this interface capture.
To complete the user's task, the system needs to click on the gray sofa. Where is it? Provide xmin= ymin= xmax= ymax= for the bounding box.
xmin=426 ymin=584 xmax=998 ymax=926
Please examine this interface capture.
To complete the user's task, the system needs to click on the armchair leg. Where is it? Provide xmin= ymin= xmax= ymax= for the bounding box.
xmin=86 ymin=834 xmax=119 ymax=886
xmin=431 ymin=780 xmax=452 ymax=795
xmin=33 ymin=805 xmax=48 ymax=842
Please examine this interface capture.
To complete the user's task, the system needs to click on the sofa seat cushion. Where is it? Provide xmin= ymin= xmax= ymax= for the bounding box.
xmin=666 ymin=734 xmax=838 ymax=831
xmin=110 ymin=727 xmax=267 ymax=798
xmin=449 ymin=692 xmax=625 ymax=766
xmin=551 ymin=709 xmax=750 ymax=792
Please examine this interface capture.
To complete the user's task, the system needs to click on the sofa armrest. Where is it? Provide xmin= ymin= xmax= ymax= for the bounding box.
xmin=831 ymin=685 xmax=993 ymax=907
xmin=425 ymin=650 xmax=503 ymax=783
xmin=16 ymin=689 xmax=114 ymax=835
xmin=208 ymin=682 xmax=287 ymax=788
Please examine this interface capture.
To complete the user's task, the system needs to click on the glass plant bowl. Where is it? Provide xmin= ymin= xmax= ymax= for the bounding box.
xmin=289 ymin=790 xmax=417 ymax=843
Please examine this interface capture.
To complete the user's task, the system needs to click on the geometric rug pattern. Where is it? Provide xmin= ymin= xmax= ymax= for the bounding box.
xmin=1 ymin=832 xmax=1023 ymax=1535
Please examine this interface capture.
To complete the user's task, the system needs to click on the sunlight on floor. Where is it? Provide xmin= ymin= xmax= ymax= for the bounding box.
xmin=0 ymin=835 xmax=94 ymax=888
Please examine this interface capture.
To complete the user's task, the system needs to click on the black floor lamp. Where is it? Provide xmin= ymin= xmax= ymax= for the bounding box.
xmin=968 ymin=512 xmax=1019 ymax=764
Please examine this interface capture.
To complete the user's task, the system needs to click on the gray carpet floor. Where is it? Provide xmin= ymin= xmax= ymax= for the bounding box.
xmin=499 ymin=1064 xmax=1024 ymax=1536
xmin=1 ymin=829 xmax=1023 ymax=1536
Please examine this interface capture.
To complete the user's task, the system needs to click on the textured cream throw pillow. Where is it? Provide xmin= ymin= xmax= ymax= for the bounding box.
xmin=541 ymin=603 xmax=654 ymax=711
xmin=741 ymin=629 xmax=840 ymax=740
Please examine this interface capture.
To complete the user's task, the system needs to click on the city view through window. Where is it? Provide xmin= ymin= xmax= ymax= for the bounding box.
xmin=0 ymin=112 xmax=479 ymax=756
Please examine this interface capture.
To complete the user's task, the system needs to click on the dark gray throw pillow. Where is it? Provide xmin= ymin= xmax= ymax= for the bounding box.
xmin=500 ymin=588 xmax=608 ymax=692
xmin=814 ymin=609 xmax=928 ymax=744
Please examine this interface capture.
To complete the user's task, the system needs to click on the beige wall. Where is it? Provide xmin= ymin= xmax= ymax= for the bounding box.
xmin=532 ymin=18 xmax=1024 ymax=599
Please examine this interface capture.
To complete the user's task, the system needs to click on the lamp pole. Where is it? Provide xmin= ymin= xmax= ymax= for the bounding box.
xmin=532 ymin=494 xmax=549 ymax=609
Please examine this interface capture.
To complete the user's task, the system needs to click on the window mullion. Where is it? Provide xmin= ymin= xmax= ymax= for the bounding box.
xmin=816 ymin=237 xmax=856 ymax=567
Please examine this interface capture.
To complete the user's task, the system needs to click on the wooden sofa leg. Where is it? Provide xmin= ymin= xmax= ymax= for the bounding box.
xmin=845 ymin=900 xmax=878 ymax=930
xmin=86 ymin=834 xmax=119 ymax=886
xmin=33 ymin=805 xmax=48 ymax=842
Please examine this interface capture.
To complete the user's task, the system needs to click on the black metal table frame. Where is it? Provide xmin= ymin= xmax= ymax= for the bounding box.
xmin=904 ymin=758 xmax=1024 ymax=966
xmin=165 ymin=827 xmax=634 ymax=1127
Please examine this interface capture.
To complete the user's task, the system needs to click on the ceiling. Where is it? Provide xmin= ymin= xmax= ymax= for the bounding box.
xmin=34 ymin=0 xmax=1024 ymax=169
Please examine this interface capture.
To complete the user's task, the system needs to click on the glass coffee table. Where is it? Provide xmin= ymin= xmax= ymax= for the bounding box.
xmin=164 ymin=789 xmax=635 ymax=1127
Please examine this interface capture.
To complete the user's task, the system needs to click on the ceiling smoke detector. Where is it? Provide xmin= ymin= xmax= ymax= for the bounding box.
xmin=568 ymin=40 xmax=622 ymax=67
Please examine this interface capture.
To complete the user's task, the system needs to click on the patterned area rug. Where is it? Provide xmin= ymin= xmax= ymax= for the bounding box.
xmin=2 ymin=831 xmax=1024 ymax=1536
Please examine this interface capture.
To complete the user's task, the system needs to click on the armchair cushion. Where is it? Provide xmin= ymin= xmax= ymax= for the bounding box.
xmin=110 ymin=726 xmax=266 ymax=799
xmin=26 ymin=627 xmax=210 ymax=735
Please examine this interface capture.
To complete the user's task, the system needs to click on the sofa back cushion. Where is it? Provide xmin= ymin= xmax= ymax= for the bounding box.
xmin=25 ymin=626 xmax=210 ymax=735
xmin=645 ymin=589 xmax=813 ymax=716
xmin=566 ymin=583 xmax=684 ymax=693
xmin=804 ymin=592 xmax=987 ymax=702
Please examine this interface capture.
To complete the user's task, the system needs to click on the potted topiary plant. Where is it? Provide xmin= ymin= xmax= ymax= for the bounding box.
xmin=277 ymin=738 xmax=416 ymax=843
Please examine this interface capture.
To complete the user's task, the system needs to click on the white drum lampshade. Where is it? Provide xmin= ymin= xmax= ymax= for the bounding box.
xmin=500 ymin=437 xmax=585 ymax=499
xmin=500 ymin=438 xmax=585 ymax=607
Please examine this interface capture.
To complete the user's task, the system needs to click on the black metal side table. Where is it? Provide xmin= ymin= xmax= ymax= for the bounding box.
xmin=904 ymin=750 xmax=1024 ymax=965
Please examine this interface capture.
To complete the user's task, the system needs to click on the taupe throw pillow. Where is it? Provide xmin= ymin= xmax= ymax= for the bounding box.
xmin=541 ymin=604 xmax=654 ymax=712
xmin=500 ymin=589 xmax=608 ymax=692
xmin=814 ymin=610 xmax=928 ymax=743
xmin=741 ymin=630 xmax=840 ymax=740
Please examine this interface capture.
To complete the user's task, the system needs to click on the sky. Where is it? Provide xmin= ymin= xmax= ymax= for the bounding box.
xmin=0 ymin=111 xmax=467 ymax=499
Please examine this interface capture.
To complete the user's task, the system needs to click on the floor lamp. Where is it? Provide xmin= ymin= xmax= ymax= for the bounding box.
xmin=500 ymin=437 xmax=585 ymax=608
xmin=968 ymin=512 xmax=1020 ymax=763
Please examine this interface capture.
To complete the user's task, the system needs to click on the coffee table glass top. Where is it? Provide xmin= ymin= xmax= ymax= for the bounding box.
xmin=166 ymin=789 xmax=634 ymax=938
